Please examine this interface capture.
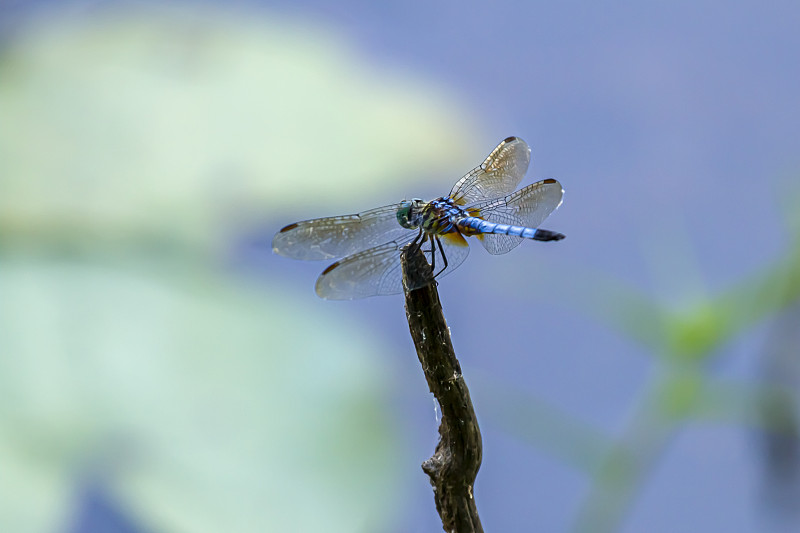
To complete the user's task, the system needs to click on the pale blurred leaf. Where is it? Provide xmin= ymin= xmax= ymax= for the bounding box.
xmin=0 ymin=4 xmax=476 ymax=251
xmin=0 ymin=3 xmax=479 ymax=532
xmin=0 ymin=255 xmax=404 ymax=533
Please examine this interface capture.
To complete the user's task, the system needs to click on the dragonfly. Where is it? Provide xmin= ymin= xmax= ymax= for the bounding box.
xmin=272 ymin=136 xmax=565 ymax=299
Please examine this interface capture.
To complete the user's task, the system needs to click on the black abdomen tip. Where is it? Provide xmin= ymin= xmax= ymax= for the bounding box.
xmin=533 ymin=229 xmax=566 ymax=242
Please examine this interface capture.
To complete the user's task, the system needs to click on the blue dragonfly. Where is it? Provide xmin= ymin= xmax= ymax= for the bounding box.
xmin=272 ymin=137 xmax=565 ymax=299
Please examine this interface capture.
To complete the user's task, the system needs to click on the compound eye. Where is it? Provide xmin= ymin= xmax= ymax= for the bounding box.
xmin=396 ymin=201 xmax=416 ymax=229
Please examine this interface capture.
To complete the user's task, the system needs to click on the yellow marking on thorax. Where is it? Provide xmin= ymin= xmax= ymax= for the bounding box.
xmin=441 ymin=231 xmax=469 ymax=247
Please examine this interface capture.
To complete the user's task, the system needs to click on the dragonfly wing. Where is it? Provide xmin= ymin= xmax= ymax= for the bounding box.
xmin=448 ymin=137 xmax=531 ymax=205
xmin=272 ymin=203 xmax=414 ymax=260
xmin=470 ymin=178 xmax=564 ymax=255
xmin=315 ymin=237 xmax=415 ymax=299
xmin=316 ymin=231 xmax=472 ymax=298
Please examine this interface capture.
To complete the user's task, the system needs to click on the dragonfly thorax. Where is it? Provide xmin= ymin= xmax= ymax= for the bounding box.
xmin=420 ymin=197 xmax=467 ymax=235
xmin=397 ymin=197 xmax=465 ymax=235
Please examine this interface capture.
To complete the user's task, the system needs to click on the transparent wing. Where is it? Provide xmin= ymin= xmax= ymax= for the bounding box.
xmin=472 ymin=178 xmax=564 ymax=227
xmin=272 ymin=203 xmax=412 ymax=260
xmin=315 ymin=232 xmax=472 ymax=299
xmin=315 ymin=237 xmax=415 ymax=300
xmin=449 ymin=137 xmax=531 ymax=206
xmin=470 ymin=178 xmax=564 ymax=255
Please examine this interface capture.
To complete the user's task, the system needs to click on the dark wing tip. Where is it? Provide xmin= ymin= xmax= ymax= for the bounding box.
xmin=503 ymin=136 xmax=518 ymax=143
xmin=321 ymin=261 xmax=340 ymax=275
xmin=278 ymin=222 xmax=299 ymax=233
xmin=542 ymin=178 xmax=559 ymax=184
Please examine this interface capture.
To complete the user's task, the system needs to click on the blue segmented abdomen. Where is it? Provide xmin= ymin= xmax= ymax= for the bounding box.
xmin=458 ymin=217 xmax=542 ymax=239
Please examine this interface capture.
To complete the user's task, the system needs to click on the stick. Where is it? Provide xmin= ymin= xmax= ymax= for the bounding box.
xmin=401 ymin=243 xmax=484 ymax=533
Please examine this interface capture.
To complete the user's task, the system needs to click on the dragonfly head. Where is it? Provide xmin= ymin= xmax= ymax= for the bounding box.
xmin=396 ymin=199 xmax=423 ymax=229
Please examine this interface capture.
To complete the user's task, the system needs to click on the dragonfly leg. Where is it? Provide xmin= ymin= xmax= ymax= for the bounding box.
xmin=432 ymin=236 xmax=448 ymax=278
xmin=428 ymin=234 xmax=436 ymax=273
xmin=410 ymin=228 xmax=424 ymax=250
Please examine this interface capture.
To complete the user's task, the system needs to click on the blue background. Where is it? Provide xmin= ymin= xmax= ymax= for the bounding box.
xmin=2 ymin=1 xmax=799 ymax=533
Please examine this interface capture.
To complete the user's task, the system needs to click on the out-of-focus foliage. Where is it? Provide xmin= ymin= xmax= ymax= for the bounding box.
xmin=0 ymin=4 xmax=475 ymax=251
xmin=0 ymin=4 xmax=477 ymax=533
xmin=481 ymin=184 xmax=800 ymax=533
xmin=4 ymin=3 xmax=798 ymax=533
xmin=758 ymin=301 xmax=800 ymax=524
xmin=0 ymin=256 xmax=394 ymax=533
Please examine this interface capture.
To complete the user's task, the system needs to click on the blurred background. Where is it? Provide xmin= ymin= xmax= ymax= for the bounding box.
xmin=1 ymin=1 xmax=799 ymax=532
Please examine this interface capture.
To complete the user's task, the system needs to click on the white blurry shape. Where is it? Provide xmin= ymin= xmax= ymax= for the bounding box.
xmin=0 ymin=256 xmax=404 ymax=533
xmin=0 ymin=3 xmax=476 ymax=250
xmin=0 ymin=3 xmax=480 ymax=532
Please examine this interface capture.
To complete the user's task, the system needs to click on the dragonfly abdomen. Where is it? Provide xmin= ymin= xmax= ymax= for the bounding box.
xmin=457 ymin=217 xmax=564 ymax=241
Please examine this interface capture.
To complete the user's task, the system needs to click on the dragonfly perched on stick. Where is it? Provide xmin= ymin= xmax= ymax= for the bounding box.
xmin=273 ymin=137 xmax=565 ymax=299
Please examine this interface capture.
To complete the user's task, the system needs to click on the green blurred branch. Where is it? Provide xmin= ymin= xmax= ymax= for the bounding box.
xmin=492 ymin=202 xmax=800 ymax=533
xmin=567 ymin=229 xmax=800 ymax=532
xmin=475 ymin=375 xmax=612 ymax=473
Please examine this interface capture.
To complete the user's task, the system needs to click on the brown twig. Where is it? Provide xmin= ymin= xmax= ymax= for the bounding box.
xmin=401 ymin=243 xmax=484 ymax=533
